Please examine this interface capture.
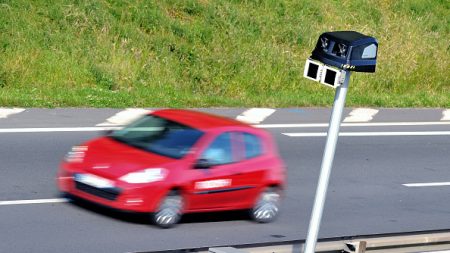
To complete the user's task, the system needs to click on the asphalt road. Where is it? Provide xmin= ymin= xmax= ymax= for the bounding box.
xmin=0 ymin=108 xmax=449 ymax=253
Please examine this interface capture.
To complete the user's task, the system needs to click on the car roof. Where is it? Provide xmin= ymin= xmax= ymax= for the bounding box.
xmin=151 ymin=109 xmax=253 ymax=130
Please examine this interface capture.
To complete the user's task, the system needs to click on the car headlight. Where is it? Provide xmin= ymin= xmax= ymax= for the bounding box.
xmin=64 ymin=146 xmax=88 ymax=163
xmin=119 ymin=168 xmax=167 ymax=184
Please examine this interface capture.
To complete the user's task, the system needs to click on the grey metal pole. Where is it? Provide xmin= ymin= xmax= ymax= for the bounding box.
xmin=303 ymin=71 xmax=351 ymax=253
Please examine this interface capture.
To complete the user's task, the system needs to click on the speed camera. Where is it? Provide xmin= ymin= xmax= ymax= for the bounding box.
xmin=310 ymin=31 xmax=378 ymax=73
xmin=302 ymin=31 xmax=379 ymax=253
xmin=303 ymin=31 xmax=378 ymax=88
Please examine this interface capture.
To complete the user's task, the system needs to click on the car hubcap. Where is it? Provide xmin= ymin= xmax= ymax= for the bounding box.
xmin=253 ymin=191 xmax=280 ymax=221
xmin=155 ymin=195 xmax=183 ymax=226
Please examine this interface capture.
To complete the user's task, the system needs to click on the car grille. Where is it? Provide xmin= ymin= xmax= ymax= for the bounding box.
xmin=75 ymin=181 xmax=122 ymax=201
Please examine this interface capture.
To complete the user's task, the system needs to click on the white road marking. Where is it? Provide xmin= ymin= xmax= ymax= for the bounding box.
xmin=236 ymin=108 xmax=275 ymax=124
xmin=0 ymin=108 xmax=25 ymax=119
xmin=0 ymin=127 xmax=119 ymax=133
xmin=442 ymin=109 xmax=450 ymax=121
xmin=0 ymin=121 xmax=449 ymax=133
xmin=0 ymin=198 xmax=68 ymax=206
xmin=257 ymin=121 xmax=450 ymax=128
xmin=283 ymin=133 xmax=324 ymax=137
xmin=284 ymin=131 xmax=450 ymax=137
xmin=96 ymin=108 xmax=152 ymax=126
xmin=344 ymin=108 xmax=379 ymax=122
xmin=403 ymin=182 xmax=450 ymax=187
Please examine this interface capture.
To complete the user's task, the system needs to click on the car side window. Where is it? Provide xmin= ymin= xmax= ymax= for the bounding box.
xmin=201 ymin=133 xmax=233 ymax=166
xmin=243 ymin=133 xmax=263 ymax=159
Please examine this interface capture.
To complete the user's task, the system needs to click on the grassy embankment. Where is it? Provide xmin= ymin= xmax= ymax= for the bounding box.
xmin=0 ymin=0 xmax=448 ymax=107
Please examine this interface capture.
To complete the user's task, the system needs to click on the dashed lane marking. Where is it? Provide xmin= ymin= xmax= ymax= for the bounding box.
xmin=403 ymin=182 xmax=450 ymax=187
xmin=0 ymin=108 xmax=25 ymax=119
xmin=236 ymin=108 xmax=275 ymax=124
xmin=0 ymin=198 xmax=68 ymax=206
xmin=442 ymin=109 xmax=450 ymax=121
xmin=96 ymin=108 xmax=152 ymax=126
xmin=344 ymin=108 xmax=379 ymax=122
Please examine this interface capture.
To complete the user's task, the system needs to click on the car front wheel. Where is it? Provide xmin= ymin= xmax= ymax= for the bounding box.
xmin=250 ymin=187 xmax=281 ymax=223
xmin=151 ymin=191 xmax=183 ymax=228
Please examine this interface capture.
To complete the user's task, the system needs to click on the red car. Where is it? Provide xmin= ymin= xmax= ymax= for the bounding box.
xmin=57 ymin=109 xmax=286 ymax=228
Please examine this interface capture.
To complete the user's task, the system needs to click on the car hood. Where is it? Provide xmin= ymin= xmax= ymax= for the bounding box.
xmin=81 ymin=137 xmax=177 ymax=179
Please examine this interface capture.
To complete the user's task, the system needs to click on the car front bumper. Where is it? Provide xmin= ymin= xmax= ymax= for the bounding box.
xmin=57 ymin=170 xmax=166 ymax=213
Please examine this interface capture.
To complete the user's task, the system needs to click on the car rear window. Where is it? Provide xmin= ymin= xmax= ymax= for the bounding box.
xmin=109 ymin=115 xmax=203 ymax=159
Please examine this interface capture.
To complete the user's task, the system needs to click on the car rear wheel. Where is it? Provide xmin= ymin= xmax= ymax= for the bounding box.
xmin=151 ymin=191 xmax=183 ymax=228
xmin=250 ymin=187 xmax=281 ymax=223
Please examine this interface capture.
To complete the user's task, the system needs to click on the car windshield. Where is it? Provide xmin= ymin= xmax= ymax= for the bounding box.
xmin=109 ymin=115 xmax=204 ymax=159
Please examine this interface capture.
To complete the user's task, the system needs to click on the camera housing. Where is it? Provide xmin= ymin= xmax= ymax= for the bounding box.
xmin=310 ymin=31 xmax=378 ymax=73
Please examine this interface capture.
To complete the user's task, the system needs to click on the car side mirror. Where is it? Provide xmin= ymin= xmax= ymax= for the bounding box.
xmin=101 ymin=129 xmax=114 ymax=136
xmin=194 ymin=159 xmax=212 ymax=169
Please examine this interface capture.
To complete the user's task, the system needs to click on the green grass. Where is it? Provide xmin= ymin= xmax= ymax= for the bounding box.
xmin=0 ymin=0 xmax=449 ymax=108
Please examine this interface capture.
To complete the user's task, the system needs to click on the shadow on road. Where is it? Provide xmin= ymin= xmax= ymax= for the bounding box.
xmin=64 ymin=194 xmax=251 ymax=227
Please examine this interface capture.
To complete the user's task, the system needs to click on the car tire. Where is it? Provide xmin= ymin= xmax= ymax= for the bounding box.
xmin=151 ymin=191 xmax=184 ymax=228
xmin=250 ymin=187 xmax=281 ymax=223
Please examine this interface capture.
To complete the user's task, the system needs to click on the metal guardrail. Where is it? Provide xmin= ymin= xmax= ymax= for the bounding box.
xmin=139 ymin=230 xmax=450 ymax=253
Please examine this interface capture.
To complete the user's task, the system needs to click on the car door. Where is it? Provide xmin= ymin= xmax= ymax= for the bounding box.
xmin=228 ymin=131 xmax=268 ymax=207
xmin=186 ymin=132 xmax=244 ymax=210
